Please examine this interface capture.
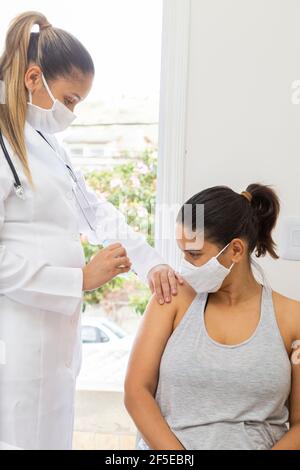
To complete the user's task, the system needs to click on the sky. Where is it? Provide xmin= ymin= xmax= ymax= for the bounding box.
xmin=0 ymin=0 xmax=163 ymax=102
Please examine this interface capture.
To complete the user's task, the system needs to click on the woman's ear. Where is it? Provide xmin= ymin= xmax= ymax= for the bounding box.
xmin=24 ymin=65 xmax=43 ymax=93
xmin=231 ymin=238 xmax=247 ymax=262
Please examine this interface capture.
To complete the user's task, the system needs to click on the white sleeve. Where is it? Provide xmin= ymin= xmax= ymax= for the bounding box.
xmin=73 ymin=168 xmax=167 ymax=284
xmin=50 ymin=138 xmax=168 ymax=284
xmin=0 ymin=162 xmax=83 ymax=316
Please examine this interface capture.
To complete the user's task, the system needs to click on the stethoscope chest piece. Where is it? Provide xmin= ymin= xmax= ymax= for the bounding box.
xmin=0 ymin=129 xmax=26 ymax=200
xmin=14 ymin=183 xmax=26 ymax=200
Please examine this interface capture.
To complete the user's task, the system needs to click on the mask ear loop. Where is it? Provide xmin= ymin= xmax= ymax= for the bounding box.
xmin=216 ymin=242 xmax=235 ymax=270
xmin=216 ymin=242 xmax=231 ymax=258
xmin=41 ymin=74 xmax=56 ymax=103
xmin=27 ymin=74 xmax=55 ymax=105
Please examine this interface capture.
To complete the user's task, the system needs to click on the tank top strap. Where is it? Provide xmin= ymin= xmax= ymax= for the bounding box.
xmin=256 ymin=283 xmax=277 ymax=336
xmin=172 ymin=292 xmax=206 ymax=335
xmin=262 ymin=282 xmax=273 ymax=303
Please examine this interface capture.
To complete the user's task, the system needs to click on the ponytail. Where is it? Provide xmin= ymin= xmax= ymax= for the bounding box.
xmin=245 ymin=183 xmax=280 ymax=259
xmin=0 ymin=12 xmax=49 ymax=185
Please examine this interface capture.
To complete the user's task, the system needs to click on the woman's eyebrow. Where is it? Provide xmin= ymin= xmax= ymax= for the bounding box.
xmin=71 ymin=93 xmax=82 ymax=101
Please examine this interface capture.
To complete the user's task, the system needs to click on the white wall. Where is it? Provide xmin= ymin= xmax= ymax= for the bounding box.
xmin=184 ymin=0 xmax=300 ymax=299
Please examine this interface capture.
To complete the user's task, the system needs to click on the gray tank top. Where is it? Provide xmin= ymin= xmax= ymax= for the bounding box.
xmin=137 ymin=283 xmax=291 ymax=450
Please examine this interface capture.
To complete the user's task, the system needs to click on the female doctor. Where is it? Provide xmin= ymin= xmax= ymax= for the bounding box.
xmin=0 ymin=11 xmax=183 ymax=450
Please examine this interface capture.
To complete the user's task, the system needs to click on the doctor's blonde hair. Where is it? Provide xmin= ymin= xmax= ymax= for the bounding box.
xmin=0 ymin=11 xmax=94 ymax=186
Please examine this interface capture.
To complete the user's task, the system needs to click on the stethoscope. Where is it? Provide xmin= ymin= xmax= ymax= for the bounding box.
xmin=0 ymin=129 xmax=97 ymax=232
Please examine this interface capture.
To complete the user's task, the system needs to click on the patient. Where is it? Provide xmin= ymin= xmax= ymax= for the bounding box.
xmin=124 ymin=183 xmax=300 ymax=450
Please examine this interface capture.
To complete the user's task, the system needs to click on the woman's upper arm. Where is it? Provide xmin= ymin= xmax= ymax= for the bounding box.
xmin=289 ymin=301 xmax=300 ymax=427
xmin=125 ymin=293 xmax=178 ymax=395
xmin=286 ymin=299 xmax=300 ymax=426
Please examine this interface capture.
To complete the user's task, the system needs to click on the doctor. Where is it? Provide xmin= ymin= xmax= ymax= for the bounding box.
xmin=0 ymin=11 xmax=183 ymax=450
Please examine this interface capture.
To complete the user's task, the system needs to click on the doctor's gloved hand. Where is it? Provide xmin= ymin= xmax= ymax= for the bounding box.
xmin=147 ymin=264 xmax=185 ymax=305
xmin=82 ymin=243 xmax=132 ymax=291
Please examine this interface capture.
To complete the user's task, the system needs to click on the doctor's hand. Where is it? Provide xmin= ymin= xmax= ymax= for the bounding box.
xmin=82 ymin=243 xmax=132 ymax=291
xmin=147 ymin=264 xmax=185 ymax=305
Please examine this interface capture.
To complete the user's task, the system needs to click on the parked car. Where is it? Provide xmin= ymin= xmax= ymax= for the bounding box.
xmin=77 ymin=316 xmax=134 ymax=391
xmin=81 ymin=315 xmax=127 ymax=345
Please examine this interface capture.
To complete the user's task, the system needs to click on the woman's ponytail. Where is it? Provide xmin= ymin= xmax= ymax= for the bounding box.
xmin=0 ymin=11 xmax=94 ymax=187
xmin=0 ymin=12 xmax=50 ymax=185
xmin=245 ymin=183 xmax=280 ymax=259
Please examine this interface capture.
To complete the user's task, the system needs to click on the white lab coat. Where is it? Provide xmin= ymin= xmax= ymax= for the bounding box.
xmin=0 ymin=121 xmax=165 ymax=450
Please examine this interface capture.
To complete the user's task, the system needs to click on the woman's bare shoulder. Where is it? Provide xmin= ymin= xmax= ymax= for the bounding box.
xmin=172 ymin=281 xmax=199 ymax=329
xmin=272 ymin=290 xmax=300 ymax=342
xmin=146 ymin=279 xmax=197 ymax=318
xmin=272 ymin=290 xmax=300 ymax=313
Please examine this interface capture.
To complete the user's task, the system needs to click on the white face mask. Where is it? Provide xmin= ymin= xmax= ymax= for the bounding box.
xmin=26 ymin=74 xmax=77 ymax=134
xmin=178 ymin=242 xmax=235 ymax=293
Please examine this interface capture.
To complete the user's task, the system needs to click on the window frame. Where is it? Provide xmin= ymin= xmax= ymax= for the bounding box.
xmin=155 ymin=0 xmax=191 ymax=270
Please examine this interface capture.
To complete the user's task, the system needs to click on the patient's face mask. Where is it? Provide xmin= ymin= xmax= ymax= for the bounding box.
xmin=26 ymin=74 xmax=76 ymax=134
xmin=178 ymin=242 xmax=235 ymax=293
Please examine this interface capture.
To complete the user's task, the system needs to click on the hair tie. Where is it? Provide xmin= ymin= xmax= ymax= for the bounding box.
xmin=241 ymin=191 xmax=252 ymax=203
xmin=40 ymin=23 xmax=52 ymax=31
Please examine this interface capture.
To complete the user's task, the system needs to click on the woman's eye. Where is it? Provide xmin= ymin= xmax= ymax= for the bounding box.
xmin=64 ymin=98 xmax=73 ymax=106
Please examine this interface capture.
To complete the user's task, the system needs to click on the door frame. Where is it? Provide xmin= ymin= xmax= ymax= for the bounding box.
xmin=155 ymin=0 xmax=191 ymax=270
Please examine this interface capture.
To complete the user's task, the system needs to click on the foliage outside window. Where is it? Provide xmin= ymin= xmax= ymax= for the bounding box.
xmin=82 ymin=149 xmax=157 ymax=315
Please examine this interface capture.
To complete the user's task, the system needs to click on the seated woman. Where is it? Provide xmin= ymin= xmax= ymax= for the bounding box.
xmin=124 ymin=183 xmax=300 ymax=450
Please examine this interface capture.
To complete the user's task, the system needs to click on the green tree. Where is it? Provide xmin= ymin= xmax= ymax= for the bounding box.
xmin=82 ymin=149 xmax=157 ymax=314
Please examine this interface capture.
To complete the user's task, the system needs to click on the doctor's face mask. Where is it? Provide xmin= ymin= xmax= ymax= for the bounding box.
xmin=26 ymin=74 xmax=77 ymax=134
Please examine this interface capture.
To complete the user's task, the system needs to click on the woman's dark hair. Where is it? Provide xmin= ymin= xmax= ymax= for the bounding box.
xmin=176 ymin=183 xmax=280 ymax=259
xmin=0 ymin=11 xmax=94 ymax=185
xmin=27 ymin=25 xmax=95 ymax=82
